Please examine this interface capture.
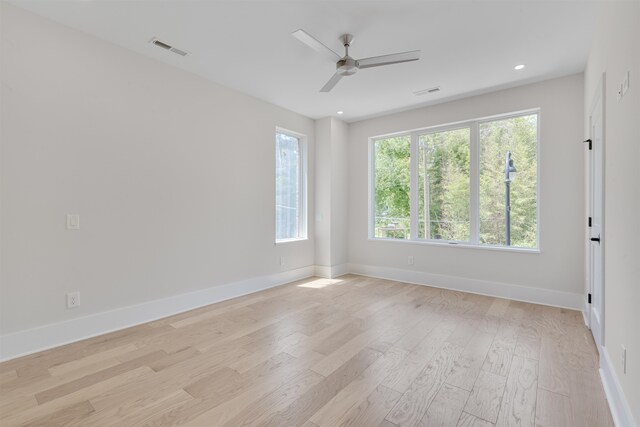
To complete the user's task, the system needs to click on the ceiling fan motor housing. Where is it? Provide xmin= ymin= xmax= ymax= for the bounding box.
xmin=337 ymin=34 xmax=358 ymax=75
xmin=337 ymin=57 xmax=359 ymax=75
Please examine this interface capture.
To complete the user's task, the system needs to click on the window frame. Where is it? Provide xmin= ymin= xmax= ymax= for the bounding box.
xmin=368 ymin=109 xmax=540 ymax=252
xmin=275 ymin=127 xmax=308 ymax=244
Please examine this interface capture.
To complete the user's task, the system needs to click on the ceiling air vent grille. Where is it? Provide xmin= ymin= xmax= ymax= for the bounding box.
xmin=413 ymin=86 xmax=441 ymax=96
xmin=169 ymin=47 xmax=188 ymax=56
xmin=150 ymin=38 xmax=188 ymax=57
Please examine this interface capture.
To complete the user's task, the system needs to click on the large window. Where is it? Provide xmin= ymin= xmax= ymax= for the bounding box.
xmin=370 ymin=111 xmax=538 ymax=249
xmin=276 ymin=130 xmax=306 ymax=242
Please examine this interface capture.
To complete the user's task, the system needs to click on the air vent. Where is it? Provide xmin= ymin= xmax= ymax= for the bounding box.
xmin=169 ymin=47 xmax=188 ymax=56
xmin=152 ymin=39 xmax=172 ymax=50
xmin=413 ymin=86 xmax=441 ymax=96
xmin=150 ymin=38 xmax=188 ymax=57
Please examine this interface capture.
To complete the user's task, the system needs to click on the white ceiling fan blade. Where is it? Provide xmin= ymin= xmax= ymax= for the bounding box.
xmin=357 ymin=50 xmax=421 ymax=69
xmin=292 ymin=29 xmax=341 ymax=61
xmin=320 ymin=72 xmax=343 ymax=92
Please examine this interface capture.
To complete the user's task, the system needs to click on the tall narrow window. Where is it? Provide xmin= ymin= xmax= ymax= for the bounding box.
xmin=276 ymin=130 xmax=306 ymax=241
xmin=479 ymin=114 xmax=538 ymax=248
xmin=418 ymin=128 xmax=470 ymax=242
xmin=373 ymin=136 xmax=411 ymax=239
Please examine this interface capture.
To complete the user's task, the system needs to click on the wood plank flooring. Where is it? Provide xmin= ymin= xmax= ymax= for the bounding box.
xmin=0 ymin=275 xmax=614 ymax=426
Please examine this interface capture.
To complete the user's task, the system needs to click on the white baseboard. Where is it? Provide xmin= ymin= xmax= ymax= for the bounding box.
xmin=331 ymin=263 xmax=349 ymax=278
xmin=583 ymin=296 xmax=590 ymax=327
xmin=315 ymin=263 xmax=349 ymax=279
xmin=600 ymin=346 xmax=637 ymax=427
xmin=0 ymin=266 xmax=315 ymax=362
xmin=347 ymin=263 xmax=583 ymax=310
xmin=5 ymin=262 xmax=631 ymax=424
xmin=0 ymin=263 xmax=586 ymax=362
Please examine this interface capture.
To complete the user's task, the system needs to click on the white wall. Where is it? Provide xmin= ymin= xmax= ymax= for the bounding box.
xmin=314 ymin=117 xmax=348 ymax=275
xmin=330 ymin=118 xmax=348 ymax=267
xmin=314 ymin=118 xmax=332 ymax=268
xmin=584 ymin=2 xmax=640 ymax=425
xmin=348 ymin=75 xmax=585 ymax=301
xmin=0 ymin=4 xmax=315 ymax=336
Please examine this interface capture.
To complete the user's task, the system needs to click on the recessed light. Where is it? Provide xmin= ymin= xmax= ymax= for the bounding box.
xmin=514 ymin=64 xmax=525 ymax=70
xmin=337 ymin=111 xmax=344 ymax=115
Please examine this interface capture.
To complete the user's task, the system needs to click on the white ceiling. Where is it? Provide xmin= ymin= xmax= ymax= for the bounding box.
xmin=10 ymin=0 xmax=598 ymax=122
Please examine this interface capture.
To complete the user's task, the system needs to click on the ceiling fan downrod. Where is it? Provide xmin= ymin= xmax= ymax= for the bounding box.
xmin=337 ymin=34 xmax=358 ymax=76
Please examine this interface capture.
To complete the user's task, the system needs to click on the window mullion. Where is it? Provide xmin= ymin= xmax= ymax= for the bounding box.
xmin=470 ymin=122 xmax=480 ymax=244
xmin=410 ymin=133 xmax=419 ymax=240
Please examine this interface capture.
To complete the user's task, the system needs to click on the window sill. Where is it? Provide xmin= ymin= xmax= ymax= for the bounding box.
xmin=368 ymin=237 xmax=540 ymax=254
xmin=275 ymin=237 xmax=309 ymax=245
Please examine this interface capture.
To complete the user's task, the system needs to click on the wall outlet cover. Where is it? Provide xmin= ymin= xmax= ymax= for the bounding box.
xmin=67 ymin=292 xmax=80 ymax=309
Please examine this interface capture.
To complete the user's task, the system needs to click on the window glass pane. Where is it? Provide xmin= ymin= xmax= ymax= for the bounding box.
xmin=418 ymin=128 xmax=471 ymax=241
xmin=374 ymin=136 xmax=411 ymax=239
xmin=276 ymin=132 xmax=300 ymax=240
xmin=479 ymin=114 xmax=537 ymax=248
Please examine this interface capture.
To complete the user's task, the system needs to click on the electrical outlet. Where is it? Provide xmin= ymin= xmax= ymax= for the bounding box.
xmin=280 ymin=256 xmax=285 ymax=266
xmin=67 ymin=292 xmax=80 ymax=309
xmin=407 ymin=256 xmax=414 ymax=265
xmin=622 ymin=345 xmax=627 ymax=374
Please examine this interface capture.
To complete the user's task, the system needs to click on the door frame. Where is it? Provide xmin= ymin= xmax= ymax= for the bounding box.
xmin=587 ymin=72 xmax=606 ymax=350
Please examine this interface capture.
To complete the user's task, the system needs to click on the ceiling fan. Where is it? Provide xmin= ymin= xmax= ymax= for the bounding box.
xmin=292 ymin=29 xmax=421 ymax=92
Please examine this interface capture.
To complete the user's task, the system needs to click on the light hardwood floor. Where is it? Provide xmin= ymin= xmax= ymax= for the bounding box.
xmin=0 ymin=275 xmax=614 ymax=426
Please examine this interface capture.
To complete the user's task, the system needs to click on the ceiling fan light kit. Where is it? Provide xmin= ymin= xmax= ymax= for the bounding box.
xmin=292 ymin=29 xmax=421 ymax=92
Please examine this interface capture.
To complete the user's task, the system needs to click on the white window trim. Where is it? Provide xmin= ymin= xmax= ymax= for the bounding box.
xmin=275 ymin=127 xmax=308 ymax=243
xmin=368 ymin=109 xmax=541 ymax=251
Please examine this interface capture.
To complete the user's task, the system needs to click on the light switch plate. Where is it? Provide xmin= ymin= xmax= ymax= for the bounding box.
xmin=66 ymin=214 xmax=80 ymax=230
